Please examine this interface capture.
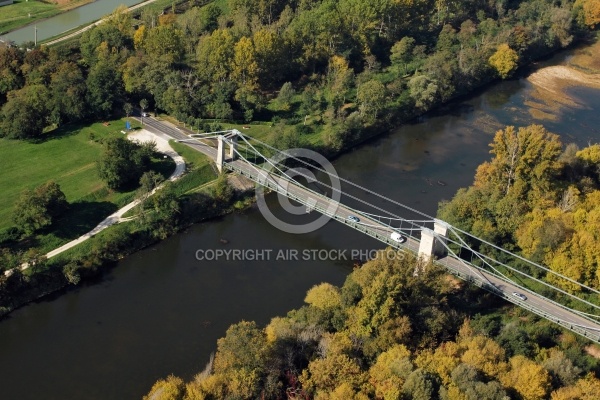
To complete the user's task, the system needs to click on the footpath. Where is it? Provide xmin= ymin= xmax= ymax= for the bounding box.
xmin=4 ymin=129 xmax=185 ymax=276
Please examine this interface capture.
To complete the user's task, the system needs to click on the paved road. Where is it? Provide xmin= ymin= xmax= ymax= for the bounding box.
xmin=128 ymin=115 xmax=600 ymax=343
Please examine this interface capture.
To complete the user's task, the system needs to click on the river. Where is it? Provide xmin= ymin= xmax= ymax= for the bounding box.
xmin=0 ymin=49 xmax=599 ymax=398
xmin=2 ymin=0 xmax=143 ymax=44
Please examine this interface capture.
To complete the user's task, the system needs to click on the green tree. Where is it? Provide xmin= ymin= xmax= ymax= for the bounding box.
xmin=213 ymin=173 xmax=233 ymax=203
xmin=49 ymin=62 xmax=86 ymax=125
xmin=276 ymin=82 xmax=295 ymax=111
xmin=124 ymin=102 xmax=133 ymax=120
xmin=140 ymin=98 xmax=149 ymax=115
xmin=356 ymin=80 xmax=386 ymax=122
xmin=0 ymin=46 xmax=24 ymax=98
xmin=213 ymin=320 xmax=269 ymax=377
xmin=390 ymin=36 xmax=416 ymax=75
xmin=196 ymin=29 xmax=235 ymax=83
xmin=79 ymin=24 xmax=130 ymax=66
xmin=0 ymin=84 xmax=50 ymax=139
xmin=13 ymin=181 xmax=68 ymax=235
xmin=97 ymin=137 xmax=154 ymax=190
xmin=408 ymin=74 xmax=439 ymax=110
xmin=144 ymin=25 xmax=184 ymax=64
xmin=402 ymin=369 xmax=439 ymax=400
xmin=86 ymin=60 xmax=122 ymax=119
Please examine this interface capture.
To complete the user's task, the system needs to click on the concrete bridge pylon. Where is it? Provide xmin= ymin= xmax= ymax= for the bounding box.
xmin=418 ymin=219 xmax=449 ymax=263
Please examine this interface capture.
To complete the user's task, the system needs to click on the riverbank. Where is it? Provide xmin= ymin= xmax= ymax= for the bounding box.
xmin=524 ymin=39 xmax=600 ymax=121
xmin=2 ymin=36 xmax=600 ymax=319
xmin=0 ymin=0 xmax=94 ymax=37
xmin=3 ymin=35 xmax=600 ymax=400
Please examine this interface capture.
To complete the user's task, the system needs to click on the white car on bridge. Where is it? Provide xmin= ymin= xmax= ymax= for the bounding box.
xmin=391 ymin=232 xmax=407 ymax=243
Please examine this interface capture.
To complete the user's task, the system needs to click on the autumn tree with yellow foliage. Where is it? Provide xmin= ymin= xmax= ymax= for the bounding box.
xmin=489 ymin=44 xmax=519 ymax=79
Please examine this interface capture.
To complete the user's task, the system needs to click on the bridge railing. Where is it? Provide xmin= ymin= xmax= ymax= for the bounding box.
xmin=434 ymin=254 xmax=600 ymax=342
xmin=231 ymin=140 xmax=433 ymax=240
xmin=224 ymin=134 xmax=600 ymax=343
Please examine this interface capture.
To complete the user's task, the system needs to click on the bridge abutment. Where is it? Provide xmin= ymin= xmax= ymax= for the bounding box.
xmin=418 ymin=219 xmax=449 ymax=263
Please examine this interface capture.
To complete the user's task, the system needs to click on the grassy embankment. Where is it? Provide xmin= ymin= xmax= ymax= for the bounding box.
xmin=0 ymin=0 xmax=93 ymax=34
xmin=0 ymin=118 xmax=178 ymax=255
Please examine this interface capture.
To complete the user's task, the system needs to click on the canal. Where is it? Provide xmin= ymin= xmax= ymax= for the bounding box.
xmin=2 ymin=0 xmax=143 ymax=44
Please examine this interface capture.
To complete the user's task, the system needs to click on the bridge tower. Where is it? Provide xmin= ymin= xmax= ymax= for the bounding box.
xmin=216 ymin=130 xmax=240 ymax=172
xmin=418 ymin=219 xmax=449 ymax=263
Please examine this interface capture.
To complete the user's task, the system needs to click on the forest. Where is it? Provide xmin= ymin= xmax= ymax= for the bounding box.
xmin=438 ymin=126 xmax=600 ymax=293
xmin=144 ymin=251 xmax=600 ymax=400
xmin=1 ymin=0 xmax=599 ymax=151
xmin=143 ymin=128 xmax=600 ymax=399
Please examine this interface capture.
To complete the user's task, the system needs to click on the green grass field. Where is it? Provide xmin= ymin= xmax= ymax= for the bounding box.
xmin=0 ymin=118 xmax=154 ymax=232
xmin=0 ymin=0 xmax=61 ymax=34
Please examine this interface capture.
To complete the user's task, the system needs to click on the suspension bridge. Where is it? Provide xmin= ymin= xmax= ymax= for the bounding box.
xmin=143 ymin=119 xmax=600 ymax=344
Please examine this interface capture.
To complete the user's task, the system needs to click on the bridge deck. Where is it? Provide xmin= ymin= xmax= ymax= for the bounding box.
xmin=137 ymin=117 xmax=600 ymax=344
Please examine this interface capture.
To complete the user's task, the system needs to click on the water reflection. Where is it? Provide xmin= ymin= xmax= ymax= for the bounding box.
xmin=0 ymin=49 xmax=599 ymax=399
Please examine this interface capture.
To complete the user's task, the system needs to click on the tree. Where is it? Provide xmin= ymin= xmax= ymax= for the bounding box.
xmin=489 ymin=44 xmax=519 ymax=79
xmin=79 ymin=23 xmax=130 ymax=66
xmin=231 ymin=36 xmax=258 ymax=91
xmin=1 ymin=84 xmax=50 ymax=139
xmin=579 ymin=0 xmax=600 ymax=28
xmin=196 ymin=29 xmax=235 ymax=83
xmin=213 ymin=321 xmax=269 ymax=374
xmin=49 ymin=62 xmax=86 ymax=125
xmin=105 ymin=4 xmax=134 ymax=36
xmin=390 ymin=37 xmax=416 ymax=75
xmin=143 ymin=375 xmax=185 ymax=400
xmin=13 ymin=181 xmax=68 ymax=235
xmin=475 ymin=125 xmax=563 ymax=202
xmin=369 ymin=345 xmax=413 ymax=399
xmin=124 ymin=102 xmax=133 ymax=120
xmin=138 ymin=181 xmax=180 ymax=239
xmin=97 ymin=137 xmax=154 ymax=190
xmin=305 ymin=283 xmax=342 ymax=310
xmin=252 ymin=28 xmax=289 ymax=88
xmin=301 ymin=352 xmax=368 ymax=396
xmin=408 ymin=74 xmax=439 ymax=110
xmin=500 ymin=355 xmax=551 ymax=400
xmin=0 ymin=46 xmax=24 ymax=98
xmin=356 ymin=80 xmax=386 ymax=122
xmin=86 ymin=60 xmax=122 ymax=119
xmin=276 ymin=82 xmax=295 ymax=111
xmin=402 ymin=369 xmax=439 ymax=400
xmin=144 ymin=25 xmax=184 ymax=64
xmin=213 ymin=173 xmax=233 ymax=203
xmin=140 ymin=98 xmax=149 ymax=115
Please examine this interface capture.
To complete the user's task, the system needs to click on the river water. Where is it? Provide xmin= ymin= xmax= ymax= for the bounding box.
xmin=0 ymin=50 xmax=599 ymax=399
xmin=2 ymin=0 xmax=142 ymax=44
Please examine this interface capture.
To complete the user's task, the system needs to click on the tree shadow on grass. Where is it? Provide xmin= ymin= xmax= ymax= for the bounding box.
xmin=28 ymin=122 xmax=87 ymax=144
xmin=151 ymin=155 xmax=176 ymax=180
xmin=51 ymin=201 xmax=119 ymax=240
